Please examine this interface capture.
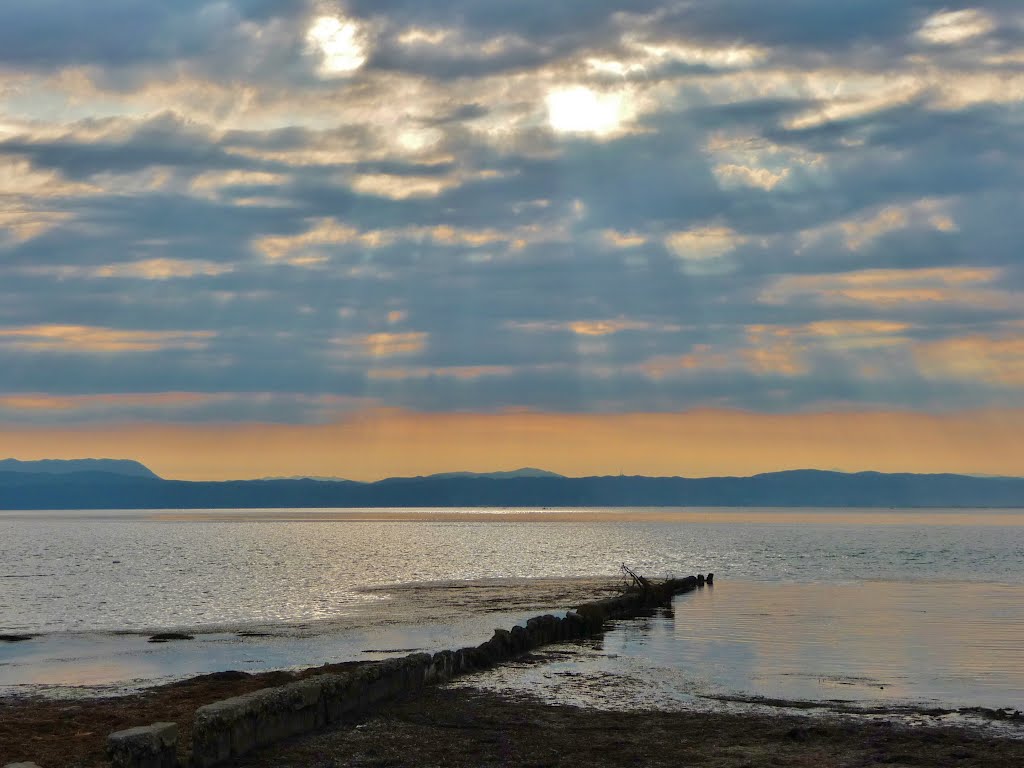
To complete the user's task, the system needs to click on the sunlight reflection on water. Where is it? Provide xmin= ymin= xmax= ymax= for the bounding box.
xmin=1 ymin=507 xmax=1022 ymax=633
xmin=1 ymin=508 xmax=1023 ymax=710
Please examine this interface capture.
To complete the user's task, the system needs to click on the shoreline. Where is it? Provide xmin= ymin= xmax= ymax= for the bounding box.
xmin=4 ymin=576 xmax=1023 ymax=765
xmin=0 ymin=577 xmax=627 ymax=697
xmin=3 ymin=577 xmax=695 ymax=766
xmin=3 ymin=650 xmax=1023 ymax=767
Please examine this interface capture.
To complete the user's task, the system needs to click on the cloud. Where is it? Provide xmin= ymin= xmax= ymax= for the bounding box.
xmin=333 ymin=332 xmax=428 ymax=359
xmin=0 ymin=0 xmax=1022 ymax=445
xmin=665 ymin=226 xmax=744 ymax=274
xmin=915 ymin=333 xmax=1024 ymax=386
xmin=22 ymin=258 xmax=234 ymax=280
xmin=916 ymin=9 xmax=996 ymax=46
xmin=759 ymin=268 xmax=1014 ymax=309
xmin=0 ymin=325 xmax=215 ymax=353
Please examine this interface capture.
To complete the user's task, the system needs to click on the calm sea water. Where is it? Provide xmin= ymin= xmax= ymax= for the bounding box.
xmin=1 ymin=507 xmax=1023 ymax=712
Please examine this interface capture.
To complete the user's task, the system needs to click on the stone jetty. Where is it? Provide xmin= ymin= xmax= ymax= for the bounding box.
xmin=103 ymin=574 xmax=709 ymax=768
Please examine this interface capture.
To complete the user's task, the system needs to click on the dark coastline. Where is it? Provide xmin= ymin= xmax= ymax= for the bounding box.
xmin=4 ymin=468 xmax=1024 ymax=509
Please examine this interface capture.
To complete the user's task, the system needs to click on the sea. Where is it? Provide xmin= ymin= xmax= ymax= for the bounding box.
xmin=1 ymin=507 xmax=1023 ymax=719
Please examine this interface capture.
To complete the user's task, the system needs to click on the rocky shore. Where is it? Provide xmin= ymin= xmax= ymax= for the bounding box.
xmin=5 ymin=660 xmax=1023 ymax=768
xmin=2 ymin=576 xmax=695 ymax=766
xmin=3 ymin=575 xmax=1022 ymax=767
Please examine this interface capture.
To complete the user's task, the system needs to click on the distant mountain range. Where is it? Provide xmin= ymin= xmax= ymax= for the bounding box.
xmin=2 ymin=459 xmax=1024 ymax=509
xmin=258 ymin=468 xmax=563 ymax=482
xmin=0 ymin=458 xmax=159 ymax=479
xmin=415 ymin=468 xmax=564 ymax=481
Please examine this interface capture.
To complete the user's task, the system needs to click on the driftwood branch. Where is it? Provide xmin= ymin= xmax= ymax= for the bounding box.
xmin=620 ymin=563 xmax=652 ymax=593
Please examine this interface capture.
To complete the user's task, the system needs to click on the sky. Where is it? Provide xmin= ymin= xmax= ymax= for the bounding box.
xmin=1 ymin=1 xmax=1023 ymax=480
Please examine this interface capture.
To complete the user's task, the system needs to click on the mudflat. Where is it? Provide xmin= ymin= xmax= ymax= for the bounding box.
xmin=4 ymin=658 xmax=1023 ymax=768
xmin=0 ymin=665 xmax=350 ymax=767
xmin=229 ymin=684 xmax=1024 ymax=768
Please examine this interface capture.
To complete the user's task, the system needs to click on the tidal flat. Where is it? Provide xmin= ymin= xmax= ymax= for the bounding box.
xmin=3 ymin=577 xmax=1024 ymax=767
xmin=3 ymin=635 xmax=1023 ymax=768
xmin=3 ymin=509 xmax=1023 ymax=765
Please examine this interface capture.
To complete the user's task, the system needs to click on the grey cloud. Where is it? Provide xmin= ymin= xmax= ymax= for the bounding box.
xmin=421 ymin=104 xmax=490 ymax=125
xmin=0 ymin=1 xmax=309 ymax=72
xmin=654 ymin=1 xmax=948 ymax=50
xmin=2 ymin=1 xmax=1024 ymax=421
xmin=0 ymin=115 xmax=253 ymax=179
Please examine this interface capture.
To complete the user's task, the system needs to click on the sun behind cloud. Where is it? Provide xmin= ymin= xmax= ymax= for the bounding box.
xmin=546 ymin=86 xmax=626 ymax=136
xmin=306 ymin=13 xmax=369 ymax=76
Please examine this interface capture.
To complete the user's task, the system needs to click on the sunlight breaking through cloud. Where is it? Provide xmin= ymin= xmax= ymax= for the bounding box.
xmin=306 ymin=13 xmax=369 ymax=76
xmin=546 ymin=86 xmax=627 ymax=136
xmin=0 ymin=0 xmax=1022 ymax=442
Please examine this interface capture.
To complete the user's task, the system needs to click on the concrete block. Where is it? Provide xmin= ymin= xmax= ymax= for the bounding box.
xmin=509 ymin=625 xmax=528 ymax=654
xmin=491 ymin=628 xmax=512 ymax=656
xmin=405 ymin=653 xmax=430 ymax=689
xmin=454 ymin=647 xmax=478 ymax=673
xmin=525 ymin=617 xmax=543 ymax=646
xmin=107 ymin=722 xmax=177 ymax=768
xmin=565 ymin=611 xmax=585 ymax=638
xmin=475 ymin=638 xmax=500 ymax=666
xmin=541 ymin=614 xmax=560 ymax=642
xmin=320 ymin=672 xmax=355 ymax=723
xmin=192 ymin=677 xmax=329 ymax=766
xmin=431 ymin=650 xmax=454 ymax=682
xmin=367 ymin=674 xmax=391 ymax=704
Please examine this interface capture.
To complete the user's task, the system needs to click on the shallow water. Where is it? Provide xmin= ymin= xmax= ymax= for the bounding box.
xmin=462 ymin=580 xmax=1024 ymax=713
xmin=2 ymin=507 xmax=1023 ymax=710
xmin=0 ymin=578 xmax=601 ymax=694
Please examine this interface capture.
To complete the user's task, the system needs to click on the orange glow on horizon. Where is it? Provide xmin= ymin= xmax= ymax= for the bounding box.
xmin=1 ymin=408 xmax=1023 ymax=482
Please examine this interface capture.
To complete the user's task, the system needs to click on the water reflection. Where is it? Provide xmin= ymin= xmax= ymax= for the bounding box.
xmin=2 ymin=509 xmax=1023 ymax=711
xmin=3 ymin=509 xmax=1023 ymax=635
xmin=468 ymin=580 xmax=1024 ymax=712
xmin=0 ymin=611 xmax=555 ymax=694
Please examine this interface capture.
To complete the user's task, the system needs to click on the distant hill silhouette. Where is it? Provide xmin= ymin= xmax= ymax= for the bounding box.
xmin=419 ymin=468 xmax=565 ymax=480
xmin=0 ymin=458 xmax=159 ymax=479
xmin=1 ymin=464 xmax=1024 ymax=509
xmin=259 ymin=475 xmax=350 ymax=482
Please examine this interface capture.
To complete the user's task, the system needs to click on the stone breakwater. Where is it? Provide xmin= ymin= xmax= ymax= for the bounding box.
xmin=101 ymin=574 xmax=710 ymax=768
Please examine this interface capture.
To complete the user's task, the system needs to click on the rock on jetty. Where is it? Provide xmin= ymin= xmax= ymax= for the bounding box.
xmin=108 ymin=724 xmax=177 ymax=768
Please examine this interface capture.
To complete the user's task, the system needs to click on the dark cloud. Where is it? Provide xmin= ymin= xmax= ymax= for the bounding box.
xmin=655 ymin=1 xmax=946 ymax=50
xmin=0 ymin=115 xmax=251 ymax=179
xmin=0 ymin=1 xmax=309 ymax=71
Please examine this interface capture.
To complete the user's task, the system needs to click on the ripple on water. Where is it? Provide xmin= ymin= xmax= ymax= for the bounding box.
xmin=459 ymin=580 xmax=1024 ymax=716
xmin=1 ymin=507 xmax=1023 ymax=634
